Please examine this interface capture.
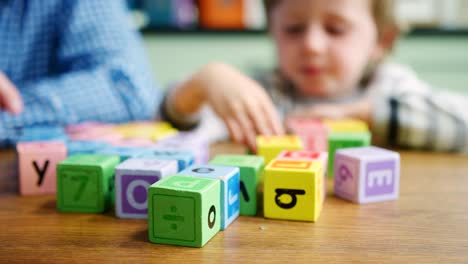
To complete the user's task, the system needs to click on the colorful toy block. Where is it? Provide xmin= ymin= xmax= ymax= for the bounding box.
xmin=257 ymin=135 xmax=303 ymax=165
xmin=334 ymin=146 xmax=400 ymax=203
xmin=277 ymin=150 xmax=328 ymax=201
xmin=142 ymin=149 xmax=195 ymax=171
xmin=115 ymin=159 xmax=178 ymax=219
xmin=286 ymin=118 xmax=329 ymax=152
xmin=16 ymin=142 xmax=67 ymax=195
xmin=209 ymin=154 xmax=264 ymax=216
xmin=65 ymin=122 xmax=113 ymax=134
xmin=154 ymin=132 xmax=210 ymax=164
xmin=148 ymin=175 xmax=220 ymax=247
xmin=110 ymin=138 xmax=155 ymax=147
xmin=15 ymin=126 xmax=68 ymax=143
xmin=323 ymin=118 xmax=369 ymax=133
xmin=328 ymin=132 xmax=371 ymax=177
xmin=95 ymin=146 xmax=153 ymax=162
xmin=112 ymin=122 xmax=177 ymax=141
xmin=67 ymin=141 xmax=109 ymax=156
xmin=264 ymin=159 xmax=324 ymax=222
xmin=177 ymin=165 xmax=240 ymax=230
xmin=57 ymin=155 xmax=120 ymax=213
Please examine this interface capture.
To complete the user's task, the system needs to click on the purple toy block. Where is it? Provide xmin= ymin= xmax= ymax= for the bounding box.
xmin=154 ymin=132 xmax=209 ymax=164
xmin=115 ymin=158 xmax=178 ymax=219
xmin=334 ymin=146 xmax=400 ymax=204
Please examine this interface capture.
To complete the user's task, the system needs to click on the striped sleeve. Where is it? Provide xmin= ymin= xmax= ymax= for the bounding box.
xmin=371 ymin=63 xmax=468 ymax=154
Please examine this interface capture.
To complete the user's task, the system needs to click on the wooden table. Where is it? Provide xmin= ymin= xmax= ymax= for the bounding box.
xmin=1 ymin=144 xmax=468 ymax=263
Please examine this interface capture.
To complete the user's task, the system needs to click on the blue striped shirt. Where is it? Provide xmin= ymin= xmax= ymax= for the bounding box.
xmin=0 ymin=0 xmax=161 ymax=147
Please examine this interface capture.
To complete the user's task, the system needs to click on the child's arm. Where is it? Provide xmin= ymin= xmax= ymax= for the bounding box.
xmin=288 ymin=64 xmax=468 ymax=154
xmin=371 ymin=80 xmax=468 ymax=153
xmin=0 ymin=0 xmax=160 ymax=147
xmin=162 ymin=62 xmax=284 ymax=150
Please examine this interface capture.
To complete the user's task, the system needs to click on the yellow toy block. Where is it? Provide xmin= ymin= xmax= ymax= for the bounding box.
xmin=257 ymin=135 xmax=303 ymax=165
xmin=113 ymin=122 xmax=178 ymax=140
xmin=323 ymin=119 xmax=369 ymax=133
xmin=151 ymin=127 xmax=178 ymax=141
xmin=264 ymin=159 xmax=323 ymax=222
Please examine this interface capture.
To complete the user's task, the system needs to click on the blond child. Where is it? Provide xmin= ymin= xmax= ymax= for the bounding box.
xmin=161 ymin=0 xmax=468 ymax=153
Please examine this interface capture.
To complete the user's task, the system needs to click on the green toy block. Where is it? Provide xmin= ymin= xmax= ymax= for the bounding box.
xmin=327 ymin=132 xmax=371 ymax=177
xmin=57 ymin=155 xmax=120 ymax=213
xmin=209 ymin=154 xmax=264 ymax=216
xmin=148 ymin=175 xmax=220 ymax=248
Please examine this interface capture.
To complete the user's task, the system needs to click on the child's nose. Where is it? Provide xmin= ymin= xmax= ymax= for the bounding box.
xmin=303 ymin=26 xmax=327 ymax=55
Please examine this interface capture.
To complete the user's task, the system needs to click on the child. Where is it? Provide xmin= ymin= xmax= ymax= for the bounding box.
xmin=161 ymin=0 xmax=468 ymax=153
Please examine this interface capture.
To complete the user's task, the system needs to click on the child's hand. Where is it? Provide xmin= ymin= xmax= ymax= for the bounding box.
xmin=288 ymin=96 xmax=372 ymax=127
xmin=0 ymin=72 xmax=23 ymax=114
xmin=171 ymin=63 xmax=284 ymax=150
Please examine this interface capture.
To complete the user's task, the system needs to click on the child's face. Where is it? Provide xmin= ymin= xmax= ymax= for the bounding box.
xmin=270 ymin=0 xmax=384 ymax=98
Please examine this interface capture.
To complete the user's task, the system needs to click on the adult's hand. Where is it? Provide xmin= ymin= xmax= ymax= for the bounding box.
xmin=0 ymin=72 xmax=23 ymax=114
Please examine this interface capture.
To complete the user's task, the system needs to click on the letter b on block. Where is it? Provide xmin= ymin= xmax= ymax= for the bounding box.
xmin=264 ymin=159 xmax=324 ymax=222
xmin=148 ymin=175 xmax=220 ymax=248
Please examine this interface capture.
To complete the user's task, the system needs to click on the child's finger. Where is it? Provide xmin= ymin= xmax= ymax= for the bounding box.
xmin=230 ymin=105 xmax=257 ymax=150
xmin=258 ymin=93 xmax=284 ymax=135
xmin=0 ymin=72 xmax=23 ymax=114
xmin=243 ymin=97 xmax=272 ymax=136
xmin=225 ymin=117 xmax=244 ymax=144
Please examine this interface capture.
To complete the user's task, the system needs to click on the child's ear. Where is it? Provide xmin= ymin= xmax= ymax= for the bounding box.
xmin=371 ymin=24 xmax=400 ymax=60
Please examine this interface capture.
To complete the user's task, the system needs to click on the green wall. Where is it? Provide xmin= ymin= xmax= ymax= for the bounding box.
xmin=143 ymin=34 xmax=468 ymax=93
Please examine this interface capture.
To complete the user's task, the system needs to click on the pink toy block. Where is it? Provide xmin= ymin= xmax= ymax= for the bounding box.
xmin=334 ymin=146 xmax=400 ymax=204
xmin=65 ymin=122 xmax=113 ymax=134
xmin=278 ymin=150 xmax=328 ymax=201
xmin=17 ymin=142 xmax=67 ymax=195
xmin=286 ymin=118 xmax=328 ymax=152
xmin=110 ymin=138 xmax=155 ymax=147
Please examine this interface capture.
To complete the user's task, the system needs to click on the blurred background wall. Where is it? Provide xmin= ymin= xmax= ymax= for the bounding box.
xmin=127 ymin=0 xmax=468 ymax=93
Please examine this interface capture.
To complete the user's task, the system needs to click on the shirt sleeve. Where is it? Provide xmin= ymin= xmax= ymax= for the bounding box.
xmin=370 ymin=63 xmax=468 ymax=154
xmin=0 ymin=0 xmax=161 ymax=146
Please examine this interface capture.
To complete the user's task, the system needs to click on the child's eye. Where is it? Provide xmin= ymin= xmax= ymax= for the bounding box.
xmin=325 ymin=24 xmax=348 ymax=36
xmin=283 ymin=24 xmax=306 ymax=36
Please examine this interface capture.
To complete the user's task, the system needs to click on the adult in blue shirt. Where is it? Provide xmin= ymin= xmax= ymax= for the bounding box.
xmin=0 ymin=0 xmax=161 ymax=147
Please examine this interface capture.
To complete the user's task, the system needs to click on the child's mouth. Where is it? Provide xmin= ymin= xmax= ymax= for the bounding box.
xmin=301 ymin=66 xmax=324 ymax=76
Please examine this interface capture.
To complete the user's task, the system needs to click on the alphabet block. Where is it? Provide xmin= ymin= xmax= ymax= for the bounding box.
xmin=67 ymin=141 xmax=109 ymax=156
xmin=154 ymin=132 xmax=210 ymax=164
xmin=177 ymin=165 xmax=240 ymax=230
xmin=16 ymin=142 xmax=67 ymax=195
xmin=264 ymin=159 xmax=324 ymax=222
xmin=323 ymin=118 xmax=369 ymax=133
xmin=286 ymin=118 xmax=329 ymax=152
xmin=141 ymin=149 xmax=195 ymax=171
xmin=277 ymin=150 xmax=328 ymax=201
xmin=115 ymin=159 xmax=178 ymax=219
xmin=334 ymin=146 xmax=400 ymax=203
xmin=15 ymin=126 xmax=68 ymax=143
xmin=209 ymin=154 xmax=264 ymax=216
xmin=328 ymin=132 xmax=371 ymax=177
xmin=95 ymin=146 xmax=153 ymax=162
xmin=57 ymin=155 xmax=120 ymax=213
xmin=148 ymin=175 xmax=220 ymax=247
xmin=257 ymin=135 xmax=303 ymax=164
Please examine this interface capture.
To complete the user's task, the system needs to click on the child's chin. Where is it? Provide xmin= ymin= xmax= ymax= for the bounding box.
xmin=297 ymin=85 xmax=334 ymax=98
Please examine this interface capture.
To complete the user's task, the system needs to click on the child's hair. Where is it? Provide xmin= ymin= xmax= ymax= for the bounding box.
xmin=263 ymin=0 xmax=398 ymax=38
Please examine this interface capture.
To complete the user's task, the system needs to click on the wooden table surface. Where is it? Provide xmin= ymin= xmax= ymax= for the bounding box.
xmin=1 ymin=144 xmax=468 ymax=263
